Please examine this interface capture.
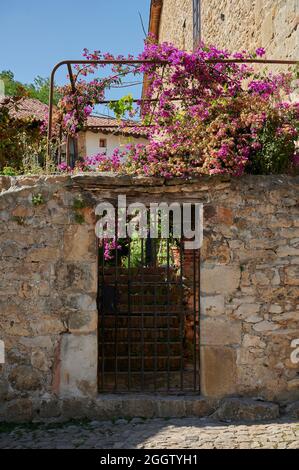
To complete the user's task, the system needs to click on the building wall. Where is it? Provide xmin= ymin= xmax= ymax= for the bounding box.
xmin=0 ymin=174 xmax=298 ymax=421
xmin=157 ymin=0 xmax=298 ymax=58
xmin=201 ymin=0 xmax=298 ymax=59
xmin=158 ymin=0 xmax=194 ymax=50
xmin=84 ymin=131 xmax=148 ymax=158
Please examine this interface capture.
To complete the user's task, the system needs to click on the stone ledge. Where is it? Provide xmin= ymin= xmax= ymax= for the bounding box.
xmin=212 ymin=398 xmax=280 ymax=422
xmin=0 ymin=395 xmax=295 ymax=424
xmin=0 ymin=395 xmax=218 ymax=423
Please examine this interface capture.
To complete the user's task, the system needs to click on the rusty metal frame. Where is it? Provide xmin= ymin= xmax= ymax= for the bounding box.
xmin=47 ymin=58 xmax=298 ymax=162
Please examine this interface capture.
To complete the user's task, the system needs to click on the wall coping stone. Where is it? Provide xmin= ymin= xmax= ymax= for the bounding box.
xmin=1 ymin=173 xmax=299 ymax=194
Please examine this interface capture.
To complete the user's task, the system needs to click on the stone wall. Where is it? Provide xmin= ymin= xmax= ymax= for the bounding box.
xmin=157 ymin=0 xmax=298 ymax=58
xmin=158 ymin=0 xmax=193 ymax=50
xmin=0 ymin=174 xmax=299 ymax=421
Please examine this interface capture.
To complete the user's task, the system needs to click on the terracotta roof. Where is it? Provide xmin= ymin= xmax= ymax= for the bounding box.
xmin=4 ymin=97 xmax=48 ymax=122
xmin=85 ymin=115 xmax=148 ymax=137
xmin=0 ymin=97 xmax=147 ymax=137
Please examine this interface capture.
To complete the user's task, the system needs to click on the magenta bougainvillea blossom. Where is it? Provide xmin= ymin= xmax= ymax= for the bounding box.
xmin=102 ymin=238 xmax=122 ymax=261
xmin=56 ymin=39 xmax=298 ymax=177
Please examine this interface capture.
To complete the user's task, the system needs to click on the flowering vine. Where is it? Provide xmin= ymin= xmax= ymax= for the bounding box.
xmin=56 ymin=39 xmax=298 ymax=177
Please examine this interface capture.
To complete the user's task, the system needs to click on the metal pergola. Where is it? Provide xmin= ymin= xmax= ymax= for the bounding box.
xmin=47 ymin=57 xmax=298 ymax=164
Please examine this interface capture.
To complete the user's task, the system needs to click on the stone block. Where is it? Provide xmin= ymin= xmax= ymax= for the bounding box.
xmin=67 ymin=310 xmax=97 ymax=334
xmin=4 ymin=399 xmax=33 ymax=423
xmin=0 ymin=176 xmax=11 ymax=191
xmin=213 ymin=398 xmax=279 ymax=422
xmin=269 ymin=304 xmax=283 ymax=314
xmin=12 ymin=206 xmax=33 ymax=218
xmin=200 ymin=295 xmax=225 ymax=316
xmin=277 ymin=246 xmax=299 ymax=258
xmin=156 ymin=397 xmax=186 ymax=418
xmin=287 ymin=378 xmax=299 ymax=390
xmin=8 ymin=365 xmax=41 ymax=391
xmin=201 ymin=318 xmax=241 ymax=346
xmin=0 ymin=380 xmax=9 ymax=401
xmin=61 ymin=398 xmax=94 ymax=420
xmin=253 ymin=321 xmax=280 ymax=332
xmin=201 ymin=265 xmax=241 ymax=294
xmin=286 ymin=400 xmax=299 ymax=418
xmin=31 ymin=349 xmax=50 ymax=372
xmin=120 ymin=396 xmax=156 ymax=419
xmin=184 ymin=397 xmax=218 ymax=417
xmin=285 ymin=266 xmax=299 ymax=286
xmin=26 ymin=246 xmax=61 ymax=262
xmin=35 ymin=399 xmax=62 ymax=419
xmin=65 ymin=294 xmax=97 ymax=311
xmin=55 ymin=262 xmax=97 ymax=293
xmin=59 ymin=333 xmax=97 ymax=398
xmin=242 ymin=334 xmax=266 ymax=349
xmin=235 ymin=303 xmax=261 ymax=319
xmin=201 ymin=346 xmax=237 ymax=398
xmin=93 ymin=395 xmax=217 ymax=420
xmin=63 ymin=225 xmax=96 ymax=261
xmin=29 ymin=318 xmax=66 ymax=336
xmin=93 ymin=395 xmax=128 ymax=420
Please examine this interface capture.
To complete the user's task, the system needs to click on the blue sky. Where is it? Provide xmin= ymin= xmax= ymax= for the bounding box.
xmin=0 ymin=0 xmax=150 ymax=95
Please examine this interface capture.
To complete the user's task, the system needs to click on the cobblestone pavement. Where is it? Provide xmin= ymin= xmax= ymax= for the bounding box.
xmin=0 ymin=418 xmax=298 ymax=449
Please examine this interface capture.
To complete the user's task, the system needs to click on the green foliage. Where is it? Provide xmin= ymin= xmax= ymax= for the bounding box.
xmin=26 ymin=76 xmax=61 ymax=106
xmin=73 ymin=197 xmax=86 ymax=209
xmin=12 ymin=216 xmax=25 ymax=225
xmin=108 ymin=94 xmax=134 ymax=119
xmin=122 ymin=238 xmax=142 ymax=268
xmin=72 ymin=196 xmax=86 ymax=224
xmin=74 ymin=213 xmax=85 ymax=224
xmin=0 ymin=93 xmax=47 ymax=172
xmin=0 ymin=70 xmax=25 ymax=96
xmin=32 ymin=193 xmax=45 ymax=206
xmin=248 ymin=109 xmax=299 ymax=175
xmin=0 ymin=166 xmax=18 ymax=176
xmin=0 ymin=70 xmax=60 ymax=105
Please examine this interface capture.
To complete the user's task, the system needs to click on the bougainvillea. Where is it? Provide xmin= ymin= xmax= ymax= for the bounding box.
xmin=56 ymin=39 xmax=299 ymax=177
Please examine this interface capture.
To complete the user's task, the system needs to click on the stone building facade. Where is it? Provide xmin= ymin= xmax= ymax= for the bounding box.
xmin=150 ymin=0 xmax=298 ymax=58
xmin=0 ymin=174 xmax=298 ymax=421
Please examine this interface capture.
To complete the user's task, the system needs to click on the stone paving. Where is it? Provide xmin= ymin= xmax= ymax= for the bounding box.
xmin=0 ymin=418 xmax=299 ymax=449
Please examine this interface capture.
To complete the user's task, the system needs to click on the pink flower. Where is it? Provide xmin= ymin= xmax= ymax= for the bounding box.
xmin=256 ymin=48 xmax=266 ymax=57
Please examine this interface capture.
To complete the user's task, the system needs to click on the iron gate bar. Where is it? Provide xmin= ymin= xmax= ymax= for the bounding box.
xmin=180 ymin=235 xmax=184 ymax=391
xmin=100 ymin=238 xmax=105 ymax=391
xmin=141 ymin=238 xmax=145 ymax=391
xmin=167 ymin=237 xmax=170 ymax=391
xmin=47 ymin=58 xmax=298 ymax=163
xmin=114 ymin=209 xmax=119 ymax=392
xmin=153 ymin=238 xmax=157 ymax=392
xmin=127 ymin=236 xmax=131 ymax=391
xmin=193 ymin=248 xmax=197 ymax=391
xmin=198 ymin=249 xmax=201 ymax=391
xmin=154 ymin=253 xmax=158 ymax=392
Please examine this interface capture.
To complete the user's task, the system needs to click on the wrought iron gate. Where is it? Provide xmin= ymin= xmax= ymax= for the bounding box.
xmin=97 ymin=207 xmax=200 ymax=394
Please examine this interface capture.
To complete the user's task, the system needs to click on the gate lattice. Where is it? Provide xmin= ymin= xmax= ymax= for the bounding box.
xmin=97 ymin=206 xmax=200 ymax=393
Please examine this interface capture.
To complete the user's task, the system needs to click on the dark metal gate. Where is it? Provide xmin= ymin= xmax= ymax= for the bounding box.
xmin=97 ymin=207 xmax=200 ymax=394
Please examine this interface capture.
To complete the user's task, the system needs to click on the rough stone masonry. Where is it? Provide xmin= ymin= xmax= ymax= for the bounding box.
xmin=0 ymin=173 xmax=298 ymax=422
xmin=157 ymin=0 xmax=298 ymax=60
